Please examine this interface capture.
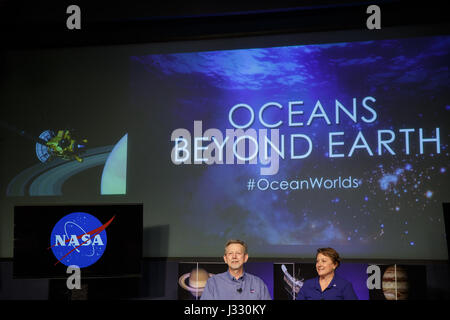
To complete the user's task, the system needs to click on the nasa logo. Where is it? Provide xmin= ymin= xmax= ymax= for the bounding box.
xmin=49 ymin=212 xmax=115 ymax=268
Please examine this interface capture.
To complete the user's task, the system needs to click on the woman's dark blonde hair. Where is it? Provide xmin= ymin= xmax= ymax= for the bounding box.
xmin=316 ymin=247 xmax=341 ymax=268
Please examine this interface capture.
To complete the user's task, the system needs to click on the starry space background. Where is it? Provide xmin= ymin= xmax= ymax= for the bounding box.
xmin=130 ymin=35 xmax=449 ymax=260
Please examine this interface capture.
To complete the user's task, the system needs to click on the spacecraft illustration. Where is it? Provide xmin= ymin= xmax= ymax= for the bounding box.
xmin=0 ymin=120 xmax=88 ymax=163
xmin=36 ymin=129 xmax=88 ymax=163
xmin=2 ymin=118 xmax=126 ymax=197
xmin=281 ymin=264 xmax=304 ymax=297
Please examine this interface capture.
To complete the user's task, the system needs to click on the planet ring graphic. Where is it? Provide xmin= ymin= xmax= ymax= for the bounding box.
xmin=178 ymin=268 xmax=214 ymax=297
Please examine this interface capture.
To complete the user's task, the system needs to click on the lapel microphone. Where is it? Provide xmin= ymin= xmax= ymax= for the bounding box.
xmin=237 ymin=288 xmax=242 ymax=293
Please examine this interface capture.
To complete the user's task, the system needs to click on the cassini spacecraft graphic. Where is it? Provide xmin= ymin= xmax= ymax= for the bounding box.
xmin=35 ymin=129 xmax=88 ymax=163
xmin=1 ymin=120 xmax=127 ymax=196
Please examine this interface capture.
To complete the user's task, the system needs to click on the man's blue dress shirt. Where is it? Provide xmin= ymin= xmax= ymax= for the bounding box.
xmin=200 ymin=271 xmax=272 ymax=300
xmin=297 ymin=273 xmax=358 ymax=300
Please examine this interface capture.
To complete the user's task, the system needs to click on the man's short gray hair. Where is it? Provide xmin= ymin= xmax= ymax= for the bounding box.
xmin=224 ymin=239 xmax=248 ymax=255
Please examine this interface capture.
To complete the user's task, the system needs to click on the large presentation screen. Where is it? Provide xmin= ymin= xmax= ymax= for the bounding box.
xmin=130 ymin=34 xmax=449 ymax=260
xmin=1 ymin=31 xmax=449 ymax=261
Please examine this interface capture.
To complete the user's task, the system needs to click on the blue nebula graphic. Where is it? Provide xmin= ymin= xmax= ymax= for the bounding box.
xmin=379 ymin=175 xmax=398 ymax=190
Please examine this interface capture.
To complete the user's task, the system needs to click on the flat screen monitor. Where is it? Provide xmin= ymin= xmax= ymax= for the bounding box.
xmin=13 ymin=204 xmax=143 ymax=279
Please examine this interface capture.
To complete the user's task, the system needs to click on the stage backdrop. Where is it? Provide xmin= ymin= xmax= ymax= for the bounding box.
xmin=0 ymin=31 xmax=448 ymax=261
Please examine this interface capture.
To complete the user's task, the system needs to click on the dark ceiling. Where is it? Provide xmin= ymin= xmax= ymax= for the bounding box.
xmin=0 ymin=0 xmax=448 ymax=49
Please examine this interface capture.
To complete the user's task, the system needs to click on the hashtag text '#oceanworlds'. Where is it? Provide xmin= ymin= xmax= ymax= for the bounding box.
xmin=248 ymin=176 xmax=360 ymax=191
